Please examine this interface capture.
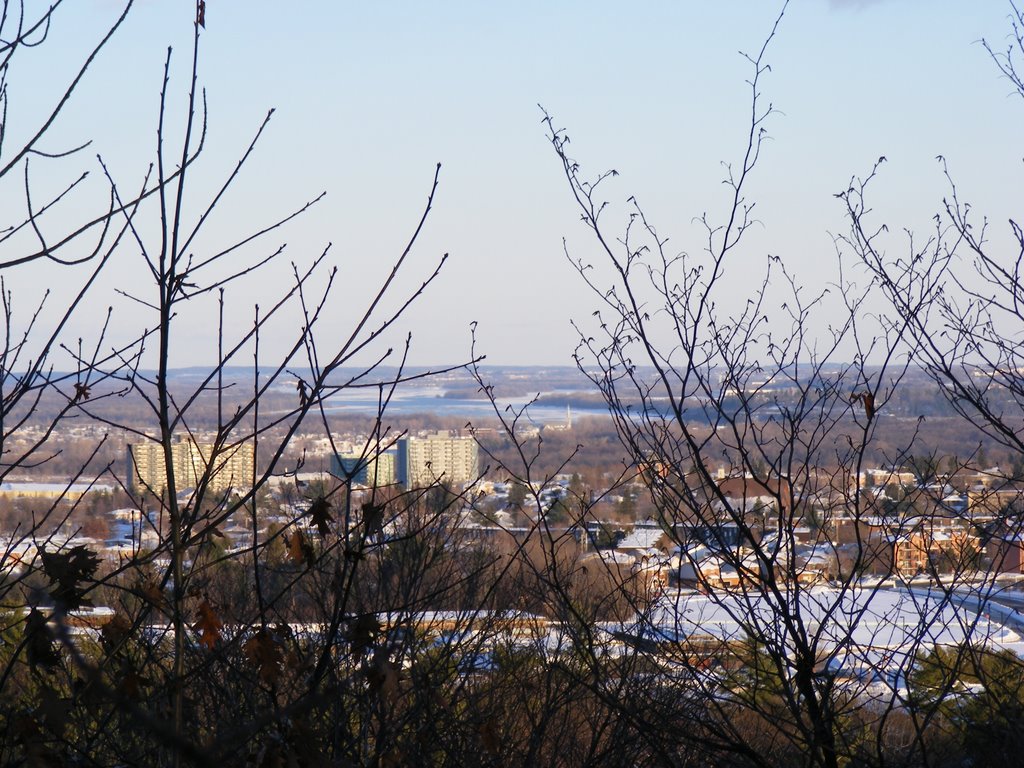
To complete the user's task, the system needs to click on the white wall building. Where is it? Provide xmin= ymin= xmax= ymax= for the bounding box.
xmin=127 ymin=435 xmax=254 ymax=497
xmin=397 ymin=432 xmax=479 ymax=488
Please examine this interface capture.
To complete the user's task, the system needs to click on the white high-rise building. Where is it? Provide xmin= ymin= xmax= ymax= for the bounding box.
xmin=128 ymin=435 xmax=254 ymax=497
xmin=397 ymin=432 xmax=479 ymax=488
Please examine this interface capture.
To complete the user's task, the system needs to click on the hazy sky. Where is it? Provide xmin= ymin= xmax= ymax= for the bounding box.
xmin=6 ymin=1 xmax=1021 ymax=370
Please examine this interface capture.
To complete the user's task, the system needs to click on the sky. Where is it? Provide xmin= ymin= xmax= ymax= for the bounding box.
xmin=4 ymin=1 xmax=1022 ymax=371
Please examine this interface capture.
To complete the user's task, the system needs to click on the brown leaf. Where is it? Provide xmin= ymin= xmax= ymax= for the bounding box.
xmin=287 ymin=529 xmax=312 ymax=565
xmin=308 ymin=496 xmax=333 ymax=537
xmin=285 ymin=648 xmax=307 ymax=674
xmin=244 ymin=629 xmax=285 ymax=685
xmin=478 ymin=719 xmax=501 ymax=755
xmin=73 ymin=667 xmax=106 ymax=709
xmin=101 ymin=613 xmax=132 ymax=649
xmin=851 ymin=391 xmax=876 ymax=421
xmin=24 ymin=608 xmax=59 ymax=669
xmin=39 ymin=545 xmax=100 ymax=610
xmin=139 ymin=579 xmax=168 ymax=613
xmin=366 ymin=647 xmax=400 ymax=702
xmin=192 ymin=600 xmax=222 ymax=649
xmin=346 ymin=614 xmax=379 ymax=657
xmin=117 ymin=670 xmax=145 ymax=700
xmin=35 ymin=686 xmax=71 ymax=737
xmin=362 ymin=502 xmax=385 ymax=537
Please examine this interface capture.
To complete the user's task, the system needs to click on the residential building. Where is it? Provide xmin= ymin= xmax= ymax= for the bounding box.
xmin=331 ymin=448 xmax=398 ymax=487
xmin=396 ymin=432 xmax=479 ymax=488
xmin=127 ymin=435 xmax=254 ymax=497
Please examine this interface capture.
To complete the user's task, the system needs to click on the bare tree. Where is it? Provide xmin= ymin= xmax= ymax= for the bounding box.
xmin=851 ymin=4 xmax=1024 ymax=461
xmin=844 ymin=5 xmax=1024 ymax=761
xmin=0 ymin=5 xmax=528 ymax=767
xmin=0 ymin=0 xmax=140 ymax=484
xmin=519 ymin=4 xmax=1024 ymax=767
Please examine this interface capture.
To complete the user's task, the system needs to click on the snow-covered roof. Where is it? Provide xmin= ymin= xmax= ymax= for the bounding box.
xmin=617 ymin=527 xmax=665 ymax=551
xmin=626 ymin=585 xmax=1024 ymax=681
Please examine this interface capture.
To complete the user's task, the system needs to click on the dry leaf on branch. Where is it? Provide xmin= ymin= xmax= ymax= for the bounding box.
xmin=478 ymin=719 xmax=501 ymax=755
xmin=863 ymin=392 xmax=876 ymax=419
xmin=366 ymin=647 xmax=400 ymax=702
xmin=287 ymin=529 xmax=314 ymax=565
xmin=117 ymin=670 xmax=146 ymax=701
xmin=193 ymin=600 xmax=223 ymax=649
xmin=24 ymin=608 xmax=60 ymax=669
xmin=35 ymin=686 xmax=71 ymax=737
xmin=362 ymin=502 xmax=385 ymax=537
xmin=851 ymin=391 xmax=876 ymax=420
xmin=39 ymin=545 xmax=100 ymax=610
xmin=101 ymin=613 xmax=133 ymax=649
xmin=138 ymin=579 xmax=169 ymax=613
xmin=346 ymin=614 xmax=380 ymax=657
xmin=244 ymin=629 xmax=285 ymax=685
xmin=308 ymin=496 xmax=333 ymax=537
